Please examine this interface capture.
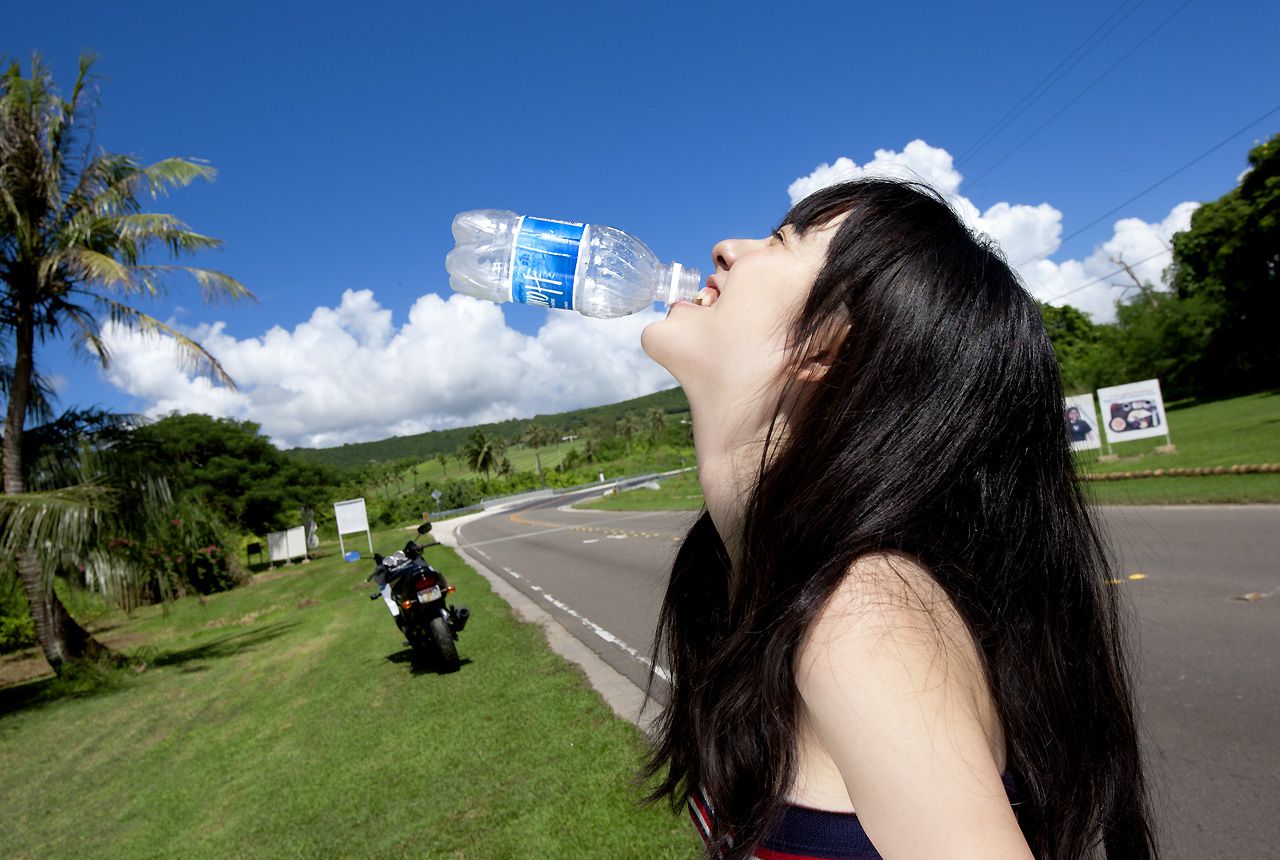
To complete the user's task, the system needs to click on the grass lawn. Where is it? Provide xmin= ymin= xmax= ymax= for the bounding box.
xmin=1074 ymin=390 xmax=1279 ymax=473
xmin=0 ymin=530 xmax=696 ymax=860
xmin=579 ymin=392 xmax=1280 ymax=511
xmin=576 ymin=471 xmax=705 ymax=513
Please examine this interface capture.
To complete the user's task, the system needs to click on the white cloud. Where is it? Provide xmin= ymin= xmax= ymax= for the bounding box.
xmin=788 ymin=140 xmax=1198 ymax=321
xmin=101 ymin=290 xmax=675 ymax=448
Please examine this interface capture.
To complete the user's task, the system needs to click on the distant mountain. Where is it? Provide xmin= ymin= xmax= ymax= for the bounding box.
xmin=285 ymin=386 xmax=690 ymax=469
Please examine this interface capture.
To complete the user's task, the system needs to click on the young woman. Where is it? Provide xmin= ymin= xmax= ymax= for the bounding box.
xmin=639 ymin=179 xmax=1156 ymax=860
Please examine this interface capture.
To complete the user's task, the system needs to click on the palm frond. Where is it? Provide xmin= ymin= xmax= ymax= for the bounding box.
xmin=0 ymin=482 xmax=115 ymax=561
xmin=41 ymin=246 xmax=138 ymax=291
xmin=95 ymin=298 xmax=237 ymax=388
xmin=140 ymin=157 xmax=217 ymax=196
xmin=0 ymin=362 xmax=58 ymax=425
xmin=136 ymin=264 xmax=254 ymax=305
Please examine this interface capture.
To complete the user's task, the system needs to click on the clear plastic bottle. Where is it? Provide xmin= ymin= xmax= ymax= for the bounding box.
xmin=445 ymin=210 xmax=702 ymax=318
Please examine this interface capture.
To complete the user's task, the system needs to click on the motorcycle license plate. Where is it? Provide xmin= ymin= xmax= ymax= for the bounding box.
xmin=417 ymin=586 xmax=441 ymax=603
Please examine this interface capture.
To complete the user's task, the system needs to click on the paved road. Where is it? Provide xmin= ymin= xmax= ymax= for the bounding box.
xmin=455 ymin=497 xmax=1279 ymax=858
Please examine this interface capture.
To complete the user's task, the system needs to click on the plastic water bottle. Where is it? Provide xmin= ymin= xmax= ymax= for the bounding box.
xmin=445 ymin=210 xmax=702 ymax=318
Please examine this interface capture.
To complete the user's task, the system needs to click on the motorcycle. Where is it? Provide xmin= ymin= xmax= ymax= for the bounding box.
xmin=368 ymin=523 xmax=469 ymax=671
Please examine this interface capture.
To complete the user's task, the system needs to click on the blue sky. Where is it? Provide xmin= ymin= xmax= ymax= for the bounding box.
xmin=7 ymin=0 xmax=1278 ymax=447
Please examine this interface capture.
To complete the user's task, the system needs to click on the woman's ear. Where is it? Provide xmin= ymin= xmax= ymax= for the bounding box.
xmin=796 ymin=321 xmax=850 ymax=383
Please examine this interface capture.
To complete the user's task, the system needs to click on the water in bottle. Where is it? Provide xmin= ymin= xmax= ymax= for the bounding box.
xmin=445 ymin=210 xmax=702 ymax=318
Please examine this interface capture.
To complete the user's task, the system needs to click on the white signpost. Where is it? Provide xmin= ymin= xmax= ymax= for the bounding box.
xmin=1064 ymin=393 xmax=1102 ymax=452
xmin=267 ymin=526 xmax=309 ymax=565
xmin=334 ymin=497 xmax=373 ymax=558
xmin=1096 ymin=379 xmax=1171 ymax=447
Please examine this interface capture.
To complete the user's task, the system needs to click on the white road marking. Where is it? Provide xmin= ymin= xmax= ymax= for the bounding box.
xmin=582 ymin=539 xmax=599 ymax=544
xmin=539 ymin=590 xmax=670 ymax=682
xmin=460 ymin=512 xmax=665 ymax=548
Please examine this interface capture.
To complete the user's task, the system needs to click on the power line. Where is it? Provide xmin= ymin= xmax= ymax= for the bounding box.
xmin=956 ymin=0 xmax=1147 ymax=166
xmin=1017 ymin=101 xmax=1280 ymax=268
xmin=968 ymin=0 xmax=1195 ymax=190
xmin=1034 ymin=248 xmax=1173 ymax=304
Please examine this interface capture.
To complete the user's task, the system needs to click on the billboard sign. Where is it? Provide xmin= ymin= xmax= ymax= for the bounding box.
xmin=1096 ymin=379 xmax=1168 ymax=445
xmin=267 ymin=526 xmax=308 ymax=563
xmin=333 ymin=497 xmax=373 ymax=557
xmin=1064 ymin=393 xmax=1101 ymax=451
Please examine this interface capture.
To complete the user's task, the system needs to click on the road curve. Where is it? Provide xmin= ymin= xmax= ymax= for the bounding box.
xmin=452 ymin=493 xmax=1280 ymax=859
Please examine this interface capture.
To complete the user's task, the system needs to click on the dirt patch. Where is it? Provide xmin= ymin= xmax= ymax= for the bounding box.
xmin=297 ymin=598 xmax=320 ymax=609
xmin=0 ymin=647 xmax=51 ymax=687
xmin=0 ymin=630 xmax=151 ymax=688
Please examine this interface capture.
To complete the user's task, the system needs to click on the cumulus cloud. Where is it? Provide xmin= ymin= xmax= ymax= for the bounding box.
xmin=101 ymin=290 xmax=675 ymax=448
xmin=788 ymin=140 xmax=1197 ymax=321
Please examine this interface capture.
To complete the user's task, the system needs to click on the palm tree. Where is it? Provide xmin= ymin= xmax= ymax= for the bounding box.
xmin=435 ymin=451 xmax=448 ymax=477
xmin=646 ymin=408 xmax=666 ymax=444
xmin=617 ymin=411 xmax=641 ymax=454
xmin=0 ymin=409 xmax=192 ymax=649
xmin=461 ymin=428 xmax=501 ymax=478
xmin=522 ymin=422 xmax=556 ymax=489
xmin=0 ymin=55 xmax=251 ymax=672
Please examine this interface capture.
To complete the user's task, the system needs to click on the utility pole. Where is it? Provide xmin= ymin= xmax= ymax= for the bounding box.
xmin=1109 ymin=254 xmax=1157 ymax=307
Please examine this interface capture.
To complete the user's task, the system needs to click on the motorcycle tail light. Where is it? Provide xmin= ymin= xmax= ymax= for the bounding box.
xmin=414 ymin=575 xmax=438 ymax=591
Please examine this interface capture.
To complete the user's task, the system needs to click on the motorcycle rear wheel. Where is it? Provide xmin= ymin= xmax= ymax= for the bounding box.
xmin=428 ymin=616 xmax=460 ymax=673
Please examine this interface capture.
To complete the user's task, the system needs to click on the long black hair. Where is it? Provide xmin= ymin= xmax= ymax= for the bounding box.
xmin=644 ymin=179 xmax=1156 ymax=859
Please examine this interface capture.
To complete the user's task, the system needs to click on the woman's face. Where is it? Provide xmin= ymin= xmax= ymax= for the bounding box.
xmin=641 ymin=221 xmax=840 ymax=409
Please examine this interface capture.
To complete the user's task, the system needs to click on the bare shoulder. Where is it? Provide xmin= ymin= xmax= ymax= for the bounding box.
xmin=796 ymin=550 xmax=992 ymax=737
xmin=794 ymin=552 xmax=1029 ymax=858
xmin=798 ymin=551 xmax=973 ymax=668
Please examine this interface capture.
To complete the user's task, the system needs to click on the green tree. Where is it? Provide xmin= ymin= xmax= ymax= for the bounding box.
xmin=0 ymin=55 xmax=252 ymax=672
xmin=461 ymin=428 xmax=501 ymax=477
xmin=435 ymin=451 xmax=448 ymax=476
xmin=0 ymin=410 xmax=242 ymax=652
xmin=132 ymin=414 xmax=337 ymax=537
xmin=1170 ymin=133 xmax=1279 ymax=394
xmin=616 ymin=412 xmax=641 ymax=453
xmin=646 ymin=408 xmax=666 ymax=444
xmin=1037 ymin=301 xmax=1116 ymax=394
xmin=521 ymin=421 xmax=556 ymax=489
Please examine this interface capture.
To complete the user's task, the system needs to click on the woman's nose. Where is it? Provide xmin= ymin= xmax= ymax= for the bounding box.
xmin=711 ymin=238 xmax=740 ymax=273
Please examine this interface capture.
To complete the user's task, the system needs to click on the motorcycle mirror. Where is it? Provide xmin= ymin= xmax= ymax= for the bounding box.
xmin=373 ymin=552 xmax=384 ymax=564
xmin=417 ymin=522 xmax=433 ymax=535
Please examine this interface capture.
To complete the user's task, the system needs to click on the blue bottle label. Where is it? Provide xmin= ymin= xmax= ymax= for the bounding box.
xmin=510 ymin=217 xmax=585 ymax=311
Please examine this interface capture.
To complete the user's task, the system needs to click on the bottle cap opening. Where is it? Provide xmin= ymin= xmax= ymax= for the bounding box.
xmin=666 ymin=262 xmax=702 ymax=307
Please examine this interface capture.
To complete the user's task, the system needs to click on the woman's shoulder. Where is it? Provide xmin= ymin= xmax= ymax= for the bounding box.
xmin=803 ymin=551 xmax=961 ymax=644
xmin=793 ymin=552 xmax=1023 ymax=856
xmin=794 ymin=550 xmax=1003 ymax=767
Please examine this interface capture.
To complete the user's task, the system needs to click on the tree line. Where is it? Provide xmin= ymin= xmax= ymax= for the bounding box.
xmin=1042 ymin=133 xmax=1277 ymax=401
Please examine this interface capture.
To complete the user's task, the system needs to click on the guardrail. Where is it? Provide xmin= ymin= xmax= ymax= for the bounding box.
xmin=430 ymin=467 xmax=697 ymax=521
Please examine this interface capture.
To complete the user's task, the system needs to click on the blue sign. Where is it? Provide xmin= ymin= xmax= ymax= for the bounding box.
xmin=510 ymin=217 xmax=585 ymax=311
xmin=344 ymin=550 xmax=361 ymax=562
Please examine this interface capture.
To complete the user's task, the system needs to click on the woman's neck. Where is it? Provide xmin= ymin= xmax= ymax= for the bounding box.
xmin=689 ymin=396 xmax=772 ymax=565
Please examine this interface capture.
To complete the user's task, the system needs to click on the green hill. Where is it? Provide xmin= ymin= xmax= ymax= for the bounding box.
xmin=286 ymin=386 xmax=690 ymax=469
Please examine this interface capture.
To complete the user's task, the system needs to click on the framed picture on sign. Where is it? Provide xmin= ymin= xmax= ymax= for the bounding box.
xmin=1064 ymin=394 xmax=1101 ymax=451
xmin=1096 ymin=379 xmax=1169 ymax=446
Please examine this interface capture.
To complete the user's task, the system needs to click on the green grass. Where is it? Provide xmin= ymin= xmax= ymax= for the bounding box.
xmin=578 ymin=393 xmax=1280 ymax=510
xmin=0 ymin=530 xmax=697 ymax=860
xmin=1082 ymin=473 xmax=1280 ymax=505
xmin=577 ymin=471 xmax=705 ymax=512
xmin=385 ymin=441 xmax=579 ymax=491
xmin=1074 ymin=390 xmax=1279 ymax=473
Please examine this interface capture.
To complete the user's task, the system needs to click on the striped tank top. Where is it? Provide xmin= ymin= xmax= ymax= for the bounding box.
xmin=689 ymin=772 xmax=1020 ymax=860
